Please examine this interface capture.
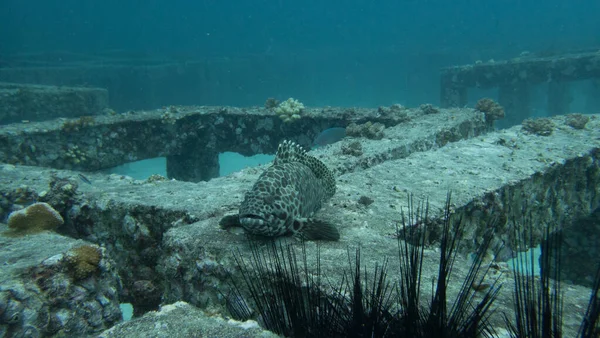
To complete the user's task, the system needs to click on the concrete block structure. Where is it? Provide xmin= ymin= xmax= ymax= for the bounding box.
xmin=440 ymin=50 xmax=600 ymax=125
xmin=1 ymin=100 xmax=599 ymax=335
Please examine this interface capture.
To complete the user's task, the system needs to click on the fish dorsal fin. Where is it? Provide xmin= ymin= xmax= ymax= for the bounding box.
xmin=274 ymin=140 xmax=307 ymax=165
xmin=274 ymin=140 xmax=337 ymax=199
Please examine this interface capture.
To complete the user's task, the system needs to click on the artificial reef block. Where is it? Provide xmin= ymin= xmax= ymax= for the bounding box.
xmin=0 ymin=110 xmax=598 ymax=336
xmin=0 ymin=105 xmax=489 ymax=178
xmin=0 ymin=229 xmax=122 ymax=336
xmin=98 ymin=301 xmax=278 ymax=338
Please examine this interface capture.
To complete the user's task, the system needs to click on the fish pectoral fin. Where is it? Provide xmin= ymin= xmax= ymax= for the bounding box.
xmin=297 ymin=218 xmax=340 ymax=241
xmin=219 ymin=214 xmax=241 ymax=229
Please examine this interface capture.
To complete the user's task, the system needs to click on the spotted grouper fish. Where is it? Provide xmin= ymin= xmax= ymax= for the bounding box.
xmin=220 ymin=140 xmax=340 ymax=240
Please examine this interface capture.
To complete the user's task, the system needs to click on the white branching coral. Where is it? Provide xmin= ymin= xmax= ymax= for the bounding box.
xmin=274 ymin=98 xmax=304 ymax=123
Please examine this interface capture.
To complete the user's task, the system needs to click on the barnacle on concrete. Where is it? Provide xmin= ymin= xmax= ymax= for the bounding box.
xmin=6 ymin=202 xmax=64 ymax=235
xmin=64 ymin=245 xmax=102 ymax=280
xmin=64 ymin=145 xmax=88 ymax=164
xmin=565 ymin=113 xmax=590 ymax=130
xmin=475 ymin=98 xmax=505 ymax=122
xmin=377 ymin=104 xmax=410 ymax=122
xmin=161 ymin=106 xmax=179 ymax=125
xmin=274 ymin=98 xmax=304 ymax=123
xmin=146 ymin=174 xmax=168 ymax=183
xmin=522 ymin=118 xmax=556 ymax=136
xmin=346 ymin=121 xmax=385 ymax=140
xmin=61 ymin=116 xmax=95 ymax=132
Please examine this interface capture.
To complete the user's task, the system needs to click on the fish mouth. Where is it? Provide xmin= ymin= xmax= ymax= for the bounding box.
xmin=240 ymin=214 xmax=264 ymax=221
xmin=240 ymin=214 xmax=267 ymax=227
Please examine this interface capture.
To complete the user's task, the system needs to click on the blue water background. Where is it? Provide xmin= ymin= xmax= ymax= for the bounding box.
xmin=1 ymin=0 xmax=599 ymax=176
xmin=2 ymin=0 xmax=598 ymax=108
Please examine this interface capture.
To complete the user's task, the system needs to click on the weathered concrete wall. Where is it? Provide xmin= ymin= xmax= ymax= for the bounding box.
xmin=0 ymin=82 xmax=108 ymax=124
xmin=0 ymin=231 xmax=122 ymax=337
xmin=441 ymin=51 xmax=600 ymax=90
xmin=0 ymin=105 xmax=488 ymax=181
xmin=440 ymin=51 xmax=600 ymax=113
xmin=98 ymin=302 xmax=277 ymax=338
xmin=548 ymin=208 xmax=600 ymax=287
xmin=0 ymin=113 xmax=597 ymax=336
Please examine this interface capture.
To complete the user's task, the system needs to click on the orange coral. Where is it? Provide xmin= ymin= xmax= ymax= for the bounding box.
xmin=64 ymin=245 xmax=102 ymax=280
xmin=6 ymin=202 xmax=64 ymax=235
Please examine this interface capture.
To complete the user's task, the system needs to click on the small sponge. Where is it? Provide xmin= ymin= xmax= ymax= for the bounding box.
xmin=6 ymin=202 xmax=64 ymax=234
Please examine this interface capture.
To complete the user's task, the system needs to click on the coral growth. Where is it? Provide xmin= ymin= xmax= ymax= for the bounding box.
xmin=64 ymin=245 xmax=102 ymax=280
xmin=161 ymin=106 xmax=179 ymax=125
xmin=377 ymin=104 xmax=410 ymax=122
xmin=475 ymin=98 xmax=505 ymax=122
xmin=6 ymin=202 xmax=64 ymax=235
xmin=61 ymin=116 xmax=96 ymax=132
xmin=346 ymin=121 xmax=386 ymax=140
xmin=64 ymin=145 xmax=88 ymax=164
xmin=522 ymin=118 xmax=556 ymax=136
xmin=146 ymin=174 xmax=168 ymax=183
xmin=274 ymin=98 xmax=304 ymax=123
xmin=565 ymin=113 xmax=590 ymax=130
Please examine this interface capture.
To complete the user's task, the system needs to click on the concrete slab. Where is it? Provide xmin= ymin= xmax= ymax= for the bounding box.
xmin=441 ymin=50 xmax=600 ymax=90
xmin=440 ymin=50 xmax=600 ymax=113
xmin=0 ymin=105 xmax=490 ymax=181
xmin=98 ymin=302 xmax=277 ymax=338
xmin=0 ymin=227 xmax=122 ymax=336
xmin=0 ymin=112 xmax=598 ymax=335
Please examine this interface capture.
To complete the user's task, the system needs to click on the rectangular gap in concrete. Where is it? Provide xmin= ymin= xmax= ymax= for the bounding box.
xmin=101 ymin=157 xmax=166 ymax=180
xmin=218 ymin=152 xmax=274 ymax=177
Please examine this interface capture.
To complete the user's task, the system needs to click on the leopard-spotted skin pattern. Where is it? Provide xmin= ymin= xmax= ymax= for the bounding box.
xmin=239 ymin=140 xmax=336 ymax=237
